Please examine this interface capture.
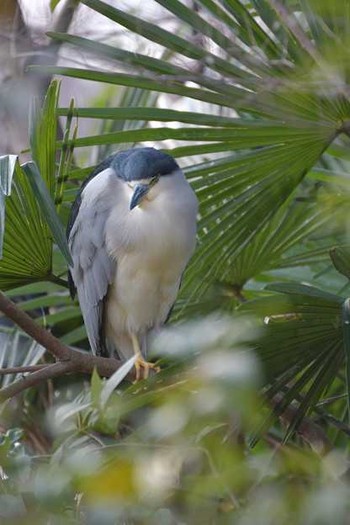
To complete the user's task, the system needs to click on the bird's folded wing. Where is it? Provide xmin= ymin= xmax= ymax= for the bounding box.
xmin=68 ymin=199 xmax=115 ymax=355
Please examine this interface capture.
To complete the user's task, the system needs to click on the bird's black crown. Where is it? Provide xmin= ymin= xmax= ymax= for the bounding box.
xmin=111 ymin=147 xmax=179 ymax=182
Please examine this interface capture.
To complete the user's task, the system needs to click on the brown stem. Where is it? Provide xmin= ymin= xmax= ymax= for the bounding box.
xmin=0 ymin=362 xmax=72 ymax=401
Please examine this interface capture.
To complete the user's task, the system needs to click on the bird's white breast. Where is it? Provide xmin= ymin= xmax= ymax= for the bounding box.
xmin=104 ymin=170 xmax=198 ymax=356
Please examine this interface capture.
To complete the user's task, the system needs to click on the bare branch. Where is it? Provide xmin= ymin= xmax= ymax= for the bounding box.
xmin=0 ymin=362 xmax=72 ymax=402
xmin=0 ymin=364 xmax=50 ymax=375
xmin=0 ymin=291 xmax=136 ymax=402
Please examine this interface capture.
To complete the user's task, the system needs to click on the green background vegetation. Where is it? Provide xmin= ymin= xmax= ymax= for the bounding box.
xmin=2 ymin=0 xmax=350 ymax=522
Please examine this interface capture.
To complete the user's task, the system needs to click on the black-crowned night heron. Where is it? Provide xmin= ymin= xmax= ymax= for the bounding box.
xmin=67 ymin=147 xmax=198 ymax=380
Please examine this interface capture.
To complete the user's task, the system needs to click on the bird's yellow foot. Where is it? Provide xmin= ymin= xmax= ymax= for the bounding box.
xmin=134 ymin=357 xmax=160 ymax=381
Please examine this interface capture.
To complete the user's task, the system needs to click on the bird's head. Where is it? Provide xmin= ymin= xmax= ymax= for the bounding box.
xmin=111 ymin=147 xmax=179 ymax=211
xmin=128 ymin=174 xmax=160 ymax=210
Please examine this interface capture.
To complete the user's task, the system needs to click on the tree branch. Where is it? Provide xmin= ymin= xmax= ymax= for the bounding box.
xmin=0 ymin=290 xmax=136 ymax=402
xmin=0 ymin=364 xmax=50 ymax=375
xmin=0 ymin=362 xmax=72 ymax=401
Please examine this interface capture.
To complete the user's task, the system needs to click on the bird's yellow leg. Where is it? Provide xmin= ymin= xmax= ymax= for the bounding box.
xmin=131 ymin=333 xmax=160 ymax=381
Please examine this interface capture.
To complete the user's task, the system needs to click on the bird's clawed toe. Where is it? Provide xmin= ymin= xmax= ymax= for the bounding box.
xmin=134 ymin=358 xmax=160 ymax=382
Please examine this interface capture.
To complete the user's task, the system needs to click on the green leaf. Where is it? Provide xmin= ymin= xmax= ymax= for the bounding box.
xmin=181 ymin=135 xmax=334 ymax=304
xmin=0 ymin=80 xmax=65 ymax=289
xmin=330 ymin=245 xmax=350 ymax=280
xmin=91 ymin=368 xmax=103 ymax=408
xmin=17 ymin=292 xmax=71 ymax=312
xmin=242 ymin=285 xmax=343 ymax=376
xmin=61 ymin=325 xmax=87 ymax=346
xmin=266 ymin=282 xmax=344 ymax=303
xmin=47 ymin=31 xmax=248 ymax=104
xmin=22 ymin=162 xmax=72 ymax=266
xmin=240 ymin=283 xmax=345 ymax=426
xmin=29 ymin=80 xmax=60 ymax=195
xmin=342 ymin=298 xmax=350 ymax=423
xmin=94 ymin=86 xmax=160 ymax=160
xmin=80 ymin=0 xmax=248 ymax=79
xmin=284 ymin=341 xmax=343 ymax=442
xmin=0 ymin=163 xmax=52 ymax=289
xmin=50 ymin=0 xmax=61 ymax=11
xmin=155 ymin=0 xmax=272 ymax=75
xmin=30 ymin=66 xmax=238 ymax=108
xmin=57 ymin=106 xmax=249 ymax=128
xmin=55 ymin=97 xmax=77 ymax=210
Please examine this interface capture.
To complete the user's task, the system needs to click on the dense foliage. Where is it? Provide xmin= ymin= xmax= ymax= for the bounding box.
xmin=1 ymin=0 xmax=350 ymax=522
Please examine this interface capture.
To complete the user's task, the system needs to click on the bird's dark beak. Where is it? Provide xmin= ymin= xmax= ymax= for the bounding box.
xmin=130 ymin=184 xmax=151 ymax=210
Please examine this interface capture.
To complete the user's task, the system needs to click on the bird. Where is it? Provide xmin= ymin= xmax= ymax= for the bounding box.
xmin=67 ymin=147 xmax=198 ymax=380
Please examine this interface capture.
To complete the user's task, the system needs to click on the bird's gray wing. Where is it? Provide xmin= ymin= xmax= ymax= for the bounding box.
xmin=67 ymin=171 xmax=116 ymax=356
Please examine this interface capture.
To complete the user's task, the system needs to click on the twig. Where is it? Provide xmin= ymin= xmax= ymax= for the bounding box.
xmin=0 ymin=364 xmax=50 ymax=375
xmin=0 ymin=291 xmax=135 ymax=402
xmin=0 ymin=362 xmax=72 ymax=401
